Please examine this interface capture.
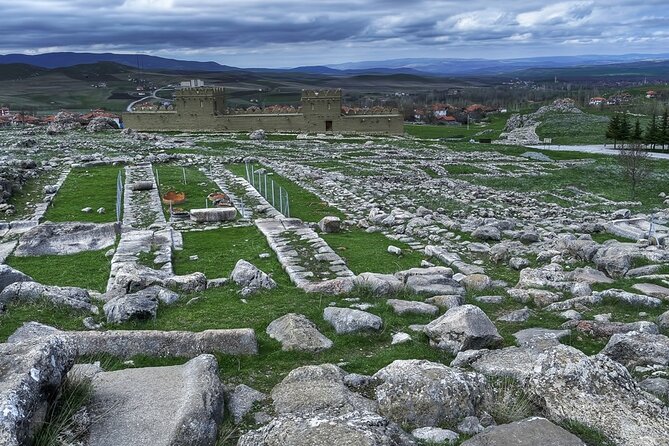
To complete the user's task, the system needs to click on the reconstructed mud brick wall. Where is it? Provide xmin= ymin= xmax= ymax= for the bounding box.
xmin=122 ymin=87 xmax=404 ymax=134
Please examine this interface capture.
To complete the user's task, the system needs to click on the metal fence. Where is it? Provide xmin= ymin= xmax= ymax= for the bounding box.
xmin=245 ymin=162 xmax=290 ymax=217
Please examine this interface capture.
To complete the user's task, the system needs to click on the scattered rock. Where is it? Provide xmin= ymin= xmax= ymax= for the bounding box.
xmin=318 ymin=216 xmax=342 ymax=233
xmin=461 ymin=417 xmax=585 ymax=446
xmin=266 ymin=313 xmax=333 ymax=352
xmin=230 ymin=259 xmax=277 ymax=294
xmin=271 ymin=364 xmax=376 ymax=416
xmin=424 ymin=305 xmax=503 ymax=354
xmin=386 ymin=298 xmax=438 ymax=316
xmin=228 ymin=384 xmax=266 ymax=424
xmin=323 ymin=307 xmax=383 ymax=334
xmin=412 ymin=427 xmax=458 ymax=444
xmin=373 ymin=359 xmax=486 ymax=427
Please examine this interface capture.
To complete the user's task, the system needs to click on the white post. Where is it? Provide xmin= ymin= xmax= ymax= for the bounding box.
xmin=271 ymin=180 xmax=275 ymax=207
xmin=279 ymin=186 xmax=283 ymax=214
xmin=182 ymin=167 xmax=187 ymax=185
xmin=285 ymin=190 xmax=289 ymax=217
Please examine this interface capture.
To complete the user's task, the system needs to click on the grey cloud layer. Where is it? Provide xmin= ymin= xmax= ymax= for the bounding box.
xmin=0 ymin=0 xmax=667 ymax=64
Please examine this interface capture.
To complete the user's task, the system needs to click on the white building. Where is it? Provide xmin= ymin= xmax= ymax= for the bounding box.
xmin=180 ymin=79 xmax=205 ymax=88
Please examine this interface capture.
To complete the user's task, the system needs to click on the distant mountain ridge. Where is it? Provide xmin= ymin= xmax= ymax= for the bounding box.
xmin=0 ymin=52 xmax=235 ymax=72
xmin=325 ymin=54 xmax=669 ymax=75
xmin=1 ymin=51 xmax=669 ymax=78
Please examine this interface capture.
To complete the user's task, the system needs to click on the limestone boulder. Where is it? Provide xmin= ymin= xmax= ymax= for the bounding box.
xmin=0 ymin=336 xmax=77 ymax=446
xmin=87 ymin=354 xmax=223 ymax=446
xmin=386 ymin=299 xmax=438 ymax=316
xmin=266 ymin=313 xmax=333 ymax=352
xmin=404 ymin=274 xmax=464 ymax=297
xmin=14 ymin=222 xmax=118 ymax=256
xmin=324 ymin=307 xmax=382 ymax=334
xmin=373 ymin=359 xmax=486 ymax=428
xmin=525 ymin=345 xmax=669 ymax=446
xmin=472 ymin=225 xmax=501 ymax=241
xmin=318 ymin=216 xmax=342 ymax=233
xmin=0 ymin=264 xmax=32 ymax=293
xmin=592 ymin=243 xmax=635 ymax=278
xmin=424 ymin=305 xmax=503 ymax=354
xmin=0 ymin=281 xmax=98 ymax=314
xmin=230 ymin=259 xmax=276 ymax=294
xmin=228 ymin=384 xmax=266 ymax=424
xmin=355 ymin=272 xmax=404 ymax=296
xmin=461 ymin=417 xmax=585 ymax=446
xmin=237 ymin=411 xmax=416 ymax=446
xmin=270 ymin=364 xmax=376 ymax=416
xmin=600 ymin=331 xmax=669 ymax=369
xmin=86 ymin=116 xmax=119 ymax=132
xmin=103 ymin=291 xmax=158 ymax=324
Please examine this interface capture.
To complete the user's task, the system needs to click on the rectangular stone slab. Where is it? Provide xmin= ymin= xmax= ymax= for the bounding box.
xmin=87 ymin=355 xmax=223 ymax=446
xmin=9 ymin=323 xmax=258 ymax=358
xmin=189 ymin=207 xmax=237 ymax=222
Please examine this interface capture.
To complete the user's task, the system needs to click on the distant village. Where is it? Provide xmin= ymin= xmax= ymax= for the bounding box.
xmin=0 ymin=107 xmax=119 ymax=127
xmin=588 ymin=90 xmax=659 ymax=107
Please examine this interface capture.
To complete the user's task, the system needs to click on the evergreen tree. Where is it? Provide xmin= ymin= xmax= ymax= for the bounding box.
xmin=661 ymin=109 xmax=669 ymax=150
xmin=644 ymin=113 xmax=659 ymax=149
xmin=632 ymin=119 xmax=643 ymax=142
xmin=619 ymin=113 xmax=631 ymax=145
xmin=606 ymin=114 xmax=621 ymax=148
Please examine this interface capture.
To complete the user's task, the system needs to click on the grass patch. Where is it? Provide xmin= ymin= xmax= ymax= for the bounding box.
xmin=33 ymin=375 xmax=93 ymax=446
xmin=405 ymin=114 xmax=509 ymax=141
xmin=561 ymin=420 xmax=616 ymax=446
xmin=155 ymin=165 xmax=221 ymax=216
xmin=466 ymin=158 xmax=669 ymax=212
xmin=5 ymin=168 xmax=59 ymax=220
xmin=43 ymin=166 xmax=123 ymax=223
xmin=536 ymin=111 xmax=610 ymax=145
xmin=445 ymin=164 xmax=485 ymax=175
xmin=227 ymin=162 xmax=345 ymax=222
xmin=0 ymin=299 xmax=94 ymax=341
xmin=173 ymin=226 xmax=281 ymax=280
xmin=6 ymin=249 xmax=111 ymax=292
xmin=113 ymin=284 xmax=451 ymax=394
xmin=322 ymin=229 xmax=427 ymax=274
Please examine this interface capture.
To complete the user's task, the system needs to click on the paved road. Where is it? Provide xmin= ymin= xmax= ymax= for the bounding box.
xmin=527 ymin=144 xmax=669 ymax=160
xmin=126 ymin=86 xmax=172 ymax=112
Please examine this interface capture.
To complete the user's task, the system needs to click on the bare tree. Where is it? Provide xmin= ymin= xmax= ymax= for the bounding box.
xmin=618 ymin=143 xmax=653 ymax=199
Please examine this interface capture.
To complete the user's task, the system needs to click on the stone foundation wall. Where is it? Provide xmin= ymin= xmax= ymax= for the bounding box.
xmin=122 ymin=111 xmax=404 ymax=134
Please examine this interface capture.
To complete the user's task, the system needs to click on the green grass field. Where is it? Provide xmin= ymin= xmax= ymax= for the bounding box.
xmin=461 ymin=156 xmax=669 ymax=211
xmin=322 ymin=229 xmax=427 ymax=274
xmin=5 ymin=169 xmax=60 ymax=220
xmin=173 ymin=225 xmax=280 ymax=280
xmin=6 ymin=249 xmax=112 ymax=292
xmin=405 ymin=113 xmax=509 ymax=140
xmin=42 ymin=166 xmax=123 ymax=223
xmin=227 ymin=162 xmax=346 ymax=222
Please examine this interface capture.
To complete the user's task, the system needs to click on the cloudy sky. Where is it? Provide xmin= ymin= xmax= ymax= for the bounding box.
xmin=1 ymin=0 xmax=668 ymax=67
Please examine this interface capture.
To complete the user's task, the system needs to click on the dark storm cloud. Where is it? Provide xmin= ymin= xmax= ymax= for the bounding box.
xmin=0 ymin=0 xmax=667 ymax=66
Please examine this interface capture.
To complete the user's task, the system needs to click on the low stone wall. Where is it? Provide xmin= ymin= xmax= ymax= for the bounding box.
xmin=9 ymin=322 xmax=259 ymax=358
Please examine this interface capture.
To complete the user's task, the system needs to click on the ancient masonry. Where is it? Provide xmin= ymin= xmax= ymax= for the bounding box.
xmin=122 ymin=87 xmax=404 ymax=134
